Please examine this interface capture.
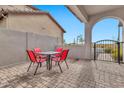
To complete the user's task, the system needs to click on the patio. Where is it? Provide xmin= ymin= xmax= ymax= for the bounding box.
xmin=0 ymin=59 xmax=124 ymax=88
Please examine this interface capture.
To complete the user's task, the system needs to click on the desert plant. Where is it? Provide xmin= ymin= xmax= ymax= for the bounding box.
xmin=104 ymin=48 xmax=112 ymax=53
xmin=112 ymin=47 xmax=123 ymax=61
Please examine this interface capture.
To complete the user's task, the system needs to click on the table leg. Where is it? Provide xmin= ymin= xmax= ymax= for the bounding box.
xmin=48 ymin=55 xmax=51 ymax=70
xmin=50 ymin=58 xmax=52 ymax=70
xmin=46 ymin=54 xmax=53 ymax=70
xmin=49 ymin=55 xmax=53 ymax=70
xmin=46 ymin=55 xmax=49 ymax=70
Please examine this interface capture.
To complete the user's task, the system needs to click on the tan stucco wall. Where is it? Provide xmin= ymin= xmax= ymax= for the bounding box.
xmin=6 ymin=14 xmax=63 ymax=44
xmin=63 ymin=44 xmax=87 ymax=59
xmin=0 ymin=28 xmax=58 ymax=67
xmin=0 ymin=5 xmax=63 ymax=45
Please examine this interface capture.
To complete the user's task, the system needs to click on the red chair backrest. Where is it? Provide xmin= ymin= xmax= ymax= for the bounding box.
xmin=34 ymin=48 xmax=41 ymax=53
xmin=55 ymin=47 xmax=63 ymax=57
xmin=60 ymin=49 xmax=69 ymax=61
xmin=27 ymin=50 xmax=37 ymax=63
xmin=55 ymin=47 xmax=63 ymax=52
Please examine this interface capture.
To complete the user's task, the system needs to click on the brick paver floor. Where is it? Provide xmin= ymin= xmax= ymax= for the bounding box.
xmin=0 ymin=59 xmax=124 ymax=88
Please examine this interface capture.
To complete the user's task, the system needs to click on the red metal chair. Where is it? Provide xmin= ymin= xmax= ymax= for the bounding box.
xmin=52 ymin=47 xmax=63 ymax=65
xmin=52 ymin=49 xmax=69 ymax=73
xmin=34 ymin=48 xmax=47 ymax=59
xmin=26 ymin=50 xmax=47 ymax=75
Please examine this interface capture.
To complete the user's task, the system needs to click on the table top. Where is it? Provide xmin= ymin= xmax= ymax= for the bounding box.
xmin=36 ymin=51 xmax=60 ymax=55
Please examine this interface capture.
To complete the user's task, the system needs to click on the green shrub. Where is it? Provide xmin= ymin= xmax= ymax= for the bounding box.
xmin=112 ymin=47 xmax=123 ymax=61
xmin=104 ymin=48 xmax=112 ymax=53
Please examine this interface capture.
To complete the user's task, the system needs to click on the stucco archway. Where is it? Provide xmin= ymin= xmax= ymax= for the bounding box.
xmin=85 ymin=15 xmax=124 ymax=59
xmin=91 ymin=16 xmax=124 ymax=32
xmin=91 ymin=16 xmax=124 ymax=42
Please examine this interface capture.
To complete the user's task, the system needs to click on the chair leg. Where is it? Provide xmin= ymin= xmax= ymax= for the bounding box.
xmin=50 ymin=60 xmax=52 ymax=70
xmin=40 ymin=62 xmax=42 ymax=67
xmin=46 ymin=61 xmax=49 ymax=70
xmin=34 ymin=63 xmax=39 ymax=75
xmin=27 ymin=62 xmax=32 ymax=72
xmin=50 ymin=62 xmax=52 ymax=70
xmin=65 ymin=60 xmax=69 ymax=69
xmin=58 ymin=62 xmax=63 ymax=73
xmin=55 ymin=62 xmax=57 ymax=66
xmin=33 ymin=62 xmax=35 ymax=65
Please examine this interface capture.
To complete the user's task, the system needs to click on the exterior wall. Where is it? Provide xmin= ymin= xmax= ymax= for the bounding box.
xmin=7 ymin=14 xmax=63 ymax=45
xmin=27 ymin=32 xmax=58 ymax=51
xmin=0 ymin=5 xmax=34 ymax=11
xmin=0 ymin=28 xmax=58 ymax=67
xmin=63 ymin=45 xmax=86 ymax=59
xmin=0 ymin=28 xmax=26 ymax=67
xmin=57 ymin=31 xmax=63 ymax=46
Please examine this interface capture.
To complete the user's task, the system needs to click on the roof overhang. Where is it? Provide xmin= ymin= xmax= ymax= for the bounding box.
xmin=66 ymin=5 xmax=124 ymax=23
xmin=67 ymin=5 xmax=88 ymax=23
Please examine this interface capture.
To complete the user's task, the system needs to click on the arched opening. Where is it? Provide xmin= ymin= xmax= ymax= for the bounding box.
xmin=92 ymin=17 xmax=124 ymax=63
xmin=92 ymin=17 xmax=123 ymax=42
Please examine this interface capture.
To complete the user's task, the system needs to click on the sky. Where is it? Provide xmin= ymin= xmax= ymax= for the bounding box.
xmin=33 ymin=5 xmax=122 ymax=43
xmin=92 ymin=18 xmax=121 ymax=42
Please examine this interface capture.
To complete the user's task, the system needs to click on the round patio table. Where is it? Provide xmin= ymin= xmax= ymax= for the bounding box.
xmin=36 ymin=51 xmax=60 ymax=70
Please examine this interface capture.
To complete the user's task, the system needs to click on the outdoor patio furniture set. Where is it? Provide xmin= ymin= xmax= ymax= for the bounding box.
xmin=26 ymin=48 xmax=69 ymax=75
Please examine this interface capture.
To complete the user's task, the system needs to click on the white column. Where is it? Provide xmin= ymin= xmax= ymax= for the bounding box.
xmin=84 ymin=23 xmax=92 ymax=60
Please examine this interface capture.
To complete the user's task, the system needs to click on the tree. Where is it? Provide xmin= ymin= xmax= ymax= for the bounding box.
xmin=79 ymin=35 xmax=83 ymax=43
xmin=76 ymin=34 xmax=84 ymax=44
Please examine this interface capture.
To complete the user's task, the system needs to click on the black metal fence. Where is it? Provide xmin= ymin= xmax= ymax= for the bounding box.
xmin=94 ymin=40 xmax=124 ymax=64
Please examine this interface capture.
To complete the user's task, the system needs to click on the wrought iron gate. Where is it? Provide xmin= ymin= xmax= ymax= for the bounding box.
xmin=94 ymin=40 xmax=124 ymax=64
